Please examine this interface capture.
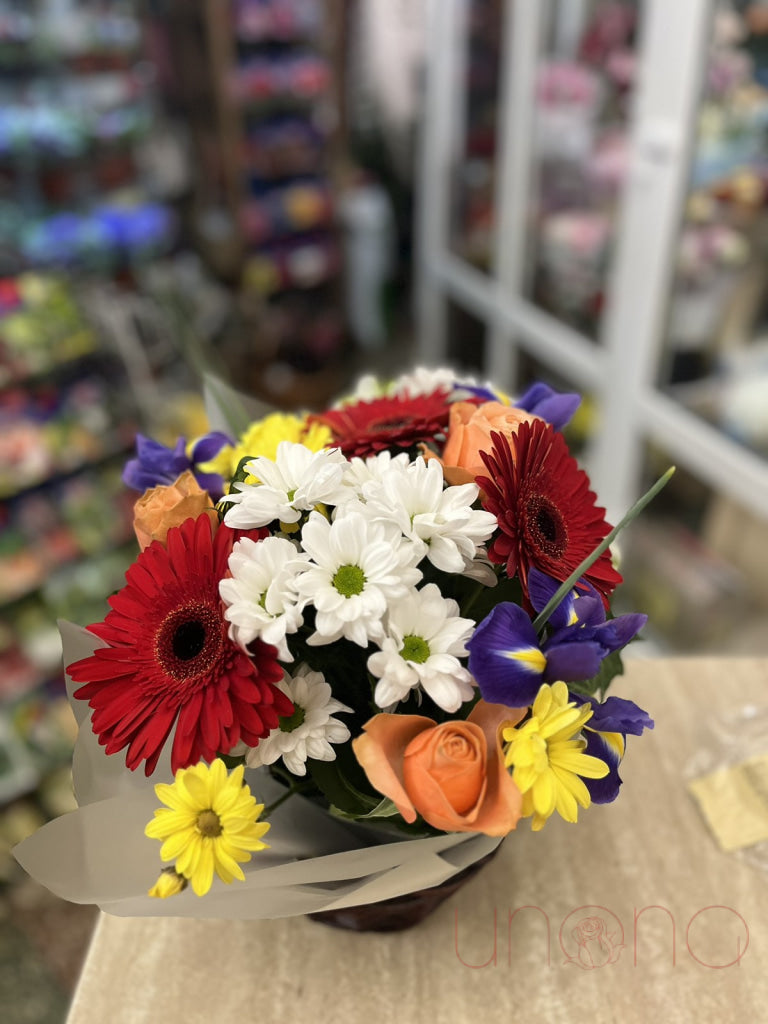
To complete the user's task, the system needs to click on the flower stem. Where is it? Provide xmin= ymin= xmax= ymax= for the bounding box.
xmin=460 ymin=576 xmax=495 ymax=619
xmin=261 ymin=780 xmax=313 ymax=819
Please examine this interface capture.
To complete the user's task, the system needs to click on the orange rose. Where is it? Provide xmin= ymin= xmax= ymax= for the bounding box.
xmin=133 ymin=471 xmax=218 ymax=550
xmin=439 ymin=401 xmax=539 ymax=483
xmin=352 ymin=701 xmax=525 ymax=835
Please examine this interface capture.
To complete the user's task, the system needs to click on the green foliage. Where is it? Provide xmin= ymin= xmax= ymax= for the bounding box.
xmin=334 ymin=797 xmax=401 ymax=821
xmin=328 ymin=802 xmax=437 ymax=837
xmin=291 ymin=624 xmax=376 ymax=720
xmin=569 ymin=648 xmax=625 ymax=698
xmin=421 ymin=562 xmax=522 ymax=626
xmin=307 ymin=748 xmax=380 ymax=816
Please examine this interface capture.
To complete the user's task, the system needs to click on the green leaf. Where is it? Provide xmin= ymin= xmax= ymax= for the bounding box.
xmin=292 ymin=631 xmax=376 ymax=717
xmin=306 ymin=754 xmax=380 ymax=816
xmin=329 ymin=797 xmax=401 ymax=822
xmin=327 ymin=804 xmax=437 ymax=837
xmin=203 ymin=372 xmax=252 ymax=440
xmin=429 ymin=567 xmax=523 ymax=626
xmin=358 ymin=797 xmax=401 ymax=819
xmin=532 ymin=466 xmax=675 ymax=635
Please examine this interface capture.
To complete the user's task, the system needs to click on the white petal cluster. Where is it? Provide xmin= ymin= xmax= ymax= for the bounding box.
xmin=245 ymin=665 xmax=351 ymax=776
xmin=343 ymin=450 xmax=411 ymax=491
xmin=215 ymin=442 xmax=500 ymax=711
xmin=388 ymin=366 xmax=501 ymax=402
xmin=294 ymin=511 xmax=422 ymax=647
xmin=219 ymin=536 xmax=307 ymax=661
xmin=359 ymin=456 xmax=497 ymax=573
xmin=223 ymin=442 xmax=350 ymax=529
xmin=367 ymin=584 xmax=476 ymax=712
xmin=342 ymin=366 xmax=491 ymax=403
xmin=390 ymin=366 xmax=459 ymax=398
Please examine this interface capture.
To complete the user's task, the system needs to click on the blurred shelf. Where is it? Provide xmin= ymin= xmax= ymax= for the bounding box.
xmin=0 ymin=439 xmax=133 ymax=503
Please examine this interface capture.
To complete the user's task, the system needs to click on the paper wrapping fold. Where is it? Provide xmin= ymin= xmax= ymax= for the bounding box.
xmin=14 ymin=624 xmax=502 ymax=919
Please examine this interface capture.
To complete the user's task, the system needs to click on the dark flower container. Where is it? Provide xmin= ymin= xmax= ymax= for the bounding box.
xmin=307 ymin=847 xmax=499 ymax=932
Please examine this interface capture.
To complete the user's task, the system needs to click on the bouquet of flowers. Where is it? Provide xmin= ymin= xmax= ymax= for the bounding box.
xmin=15 ymin=368 xmax=662 ymax=920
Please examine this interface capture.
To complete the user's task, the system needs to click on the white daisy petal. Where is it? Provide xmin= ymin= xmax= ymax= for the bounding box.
xmin=294 ymin=510 xmax=421 ymax=648
xmin=219 ymin=536 xmax=307 ymax=661
xmin=223 ymin=442 xmax=352 ymax=530
xmin=361 ymin=456 xmax=497 ymax=575
xmin=366 ymin=582 xmax=477 ymax=712
xmin=244 ymin=666 xmax=351 ymax=776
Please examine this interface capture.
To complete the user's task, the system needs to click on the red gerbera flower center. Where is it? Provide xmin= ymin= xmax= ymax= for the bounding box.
xmin=155 ymin=601 xmax=223 ymax=684
xmin=525 ymin=492 xmax=568 ymax=559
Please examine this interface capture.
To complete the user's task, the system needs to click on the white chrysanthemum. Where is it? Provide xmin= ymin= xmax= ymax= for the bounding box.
xmin=342 ymin=450 xmax=411 ymax=493
xmin=219 ymin=536 xmax=307 ymax=661
xmin=361 ymin=456 xmax=497 ymax=573
xmin=294 ymin=510 xmax=422 ymax=647
xmin=390 ymin=366 xmax=459 ymax=398
xmin=244 ymin=665 xmax=351 ymax=776
xmin=367 ymin=583 xmax=476 ymax=712
xmin=222 ymin=442 xmax=350 ymax=529
xmin=335 ymin=373 xmax=387 ymax=405
xmin=389 ymin=366 xmax=503 ymax=402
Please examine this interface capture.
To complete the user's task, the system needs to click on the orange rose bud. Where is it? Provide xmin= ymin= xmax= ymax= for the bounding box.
xmin=352 ymin=701 xmax=525 ymax=836
xmin=133 ymin=471 xmax=218 ymax=551
xmin=441 ymin=401 xmax=539 ymax=481
xmin=404 ymin=723 xmax=487 ymax=818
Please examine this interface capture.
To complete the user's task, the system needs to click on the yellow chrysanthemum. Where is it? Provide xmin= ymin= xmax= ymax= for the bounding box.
xmin=200 ymin=412 xmax=332 ymax=488
xmin=145 ymin=759 xmax=270 ymax=897
xmin=502 ymin=682 xmax=608 ymax=831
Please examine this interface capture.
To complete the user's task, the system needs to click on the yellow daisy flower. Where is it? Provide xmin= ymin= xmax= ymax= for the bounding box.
xmin=502 ymin=682 xmax=608 ymax=831
xmin=145 ymin=759 xmax=270 ymax=897
xmin=201 ymin=412 xmax=332 ymax=486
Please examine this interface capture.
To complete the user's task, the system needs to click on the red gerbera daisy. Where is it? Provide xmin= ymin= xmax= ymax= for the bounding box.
xmin=68 ymin=514 xmax=292 ymax=776
xmin=309 ymin=389 xmax=453 ymax=458
xmin=476 ymin=421 xmax=622 ymax=604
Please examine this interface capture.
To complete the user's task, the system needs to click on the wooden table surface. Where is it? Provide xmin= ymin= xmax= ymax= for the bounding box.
xmin=67 ymin=658 xmax=768 ymax=1024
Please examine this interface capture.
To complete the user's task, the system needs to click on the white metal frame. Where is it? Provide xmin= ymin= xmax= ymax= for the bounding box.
xmin=416 ymin=0 xmax=768 ymax=524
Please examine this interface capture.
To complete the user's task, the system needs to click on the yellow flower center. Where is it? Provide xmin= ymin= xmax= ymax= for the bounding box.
xmin=196 ymin=810 xmax=222 ymax=837
xmin=401 ymin=635 xmax=430 ymax=664
xmin=333 ymin=564 xmax=366 ymax=597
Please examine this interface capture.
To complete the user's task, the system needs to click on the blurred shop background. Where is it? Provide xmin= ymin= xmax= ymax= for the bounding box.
xmin=2 ymin=0 xmax=768 ymax=1017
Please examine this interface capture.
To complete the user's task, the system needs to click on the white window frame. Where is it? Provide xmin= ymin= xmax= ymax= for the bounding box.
xmin=415 ymin=0 xmax=768 ymax=524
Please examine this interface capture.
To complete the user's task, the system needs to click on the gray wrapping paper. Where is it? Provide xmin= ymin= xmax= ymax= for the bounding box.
xmin=14 ymin=623 xmax=501 ymax=918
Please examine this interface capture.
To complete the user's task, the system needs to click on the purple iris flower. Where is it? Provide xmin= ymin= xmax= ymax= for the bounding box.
xmin=515 ymin=382 xmax=581 ymax=430
xmin=453 ymin=380 xmax=580 ymax=431
xmin=122 ymin=431 xmax=232 ymax=500
xmin=453 ymin=382 xmax=499 ymax=402
xmin=466 ymin=568 xmax=647 ymax=707
xmin=580 ymin=695 xmax=654 ymax=737
xmin=575 ymin=694 xmax=654 ymax=804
